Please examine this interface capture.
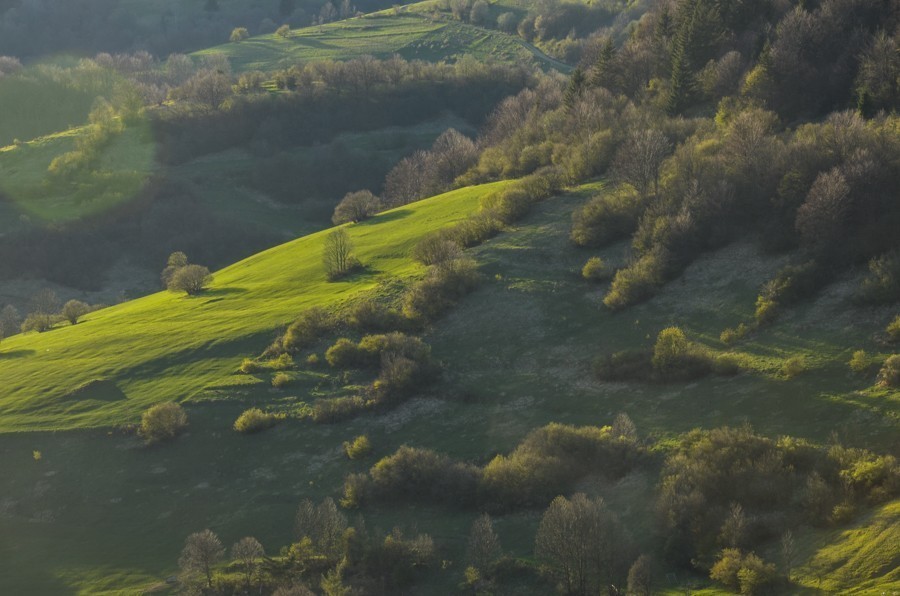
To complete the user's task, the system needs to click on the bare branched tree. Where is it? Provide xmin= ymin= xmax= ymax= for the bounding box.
xmin=323 ymin=229 xmax=358 ymax=280
xmin=179 ymin=529 xmax=224 ymax=588
xmin=612 ymin=129 xmax=671 ymax=197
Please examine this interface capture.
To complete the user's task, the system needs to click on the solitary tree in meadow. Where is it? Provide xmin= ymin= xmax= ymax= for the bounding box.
xmin=323 ymin=229 xmax=359 ymax=280
xmin=230 ymin=27 xmax=250 ymax=43
xmin=62 ymin=300 xmax=91 ymax=325
xmin=169 ymin=265 xmax=213 ymax=295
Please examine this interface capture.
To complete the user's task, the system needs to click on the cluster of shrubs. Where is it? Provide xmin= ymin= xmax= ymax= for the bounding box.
xmin=12 ymin=289 xmax=101 ymax=335
xmin=342 ymin=418 xmax=644 ymax=511
xmin=709 ymin=549 xmax=779 ymax=595
xmin=657 ymin=426 xmax=900 ymax=572
xmin=596 ymin=327 xmax=739 ymax=383
xmin=177 ymin=497 xmax=437 ymax=595
xmin=479 ymin=419 xmax=643 ymax=510
xmin=312 ymin=332 xmax=438 ymax=423
xmin=753 ymin=260 xmax=824 ymax=326
xmin=571 ymin=185 xmax=643 ymax=248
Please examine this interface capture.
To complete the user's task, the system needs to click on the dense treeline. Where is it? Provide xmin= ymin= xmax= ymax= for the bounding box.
xmin=416 ymin=0 xmax=900 ymax=317
xmin=0 ymin=55 xmax=534 ymax=289
xmin=337 ymin=421 xmax=899 ymax=594
xmin=155 ymin=57 xmax=532 ymax=165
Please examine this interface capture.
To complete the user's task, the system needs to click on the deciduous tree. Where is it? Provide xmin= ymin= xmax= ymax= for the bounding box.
xmin=179 ymin=529 xmax=224 ymax=588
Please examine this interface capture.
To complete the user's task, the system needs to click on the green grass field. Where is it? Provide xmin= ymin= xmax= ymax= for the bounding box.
xmin=0 ymin=124 xmax=156 ymax=228
xmin=0 ymin=180 xmax=897 ymax=593
xmin=193 ymin=12 xmax=566 ymax=71
xmin=0 ymin=181 xmax=507 ymax=431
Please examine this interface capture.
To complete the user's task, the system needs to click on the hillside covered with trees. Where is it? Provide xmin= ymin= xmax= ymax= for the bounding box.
xmin=0 ymin=0 xmax=898 ymax=594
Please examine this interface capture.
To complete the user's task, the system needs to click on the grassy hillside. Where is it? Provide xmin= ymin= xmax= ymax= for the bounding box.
xmin=0 ymin=181 xmax=506 ymax=431
xmin=194 ymin=12 xmax=566 ymax=71
xmin=0 ymin=125 xmax=155 ymax=227
xmin=0 ymin=180 xmax=896 ymax=594
xmin=791 ymin=500 xmax=900 ymax=594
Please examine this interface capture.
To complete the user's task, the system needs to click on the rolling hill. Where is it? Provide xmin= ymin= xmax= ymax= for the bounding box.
xmin=193 ymin=11 xmax=568 ymax=71
xmin=0 ymin=178 xmax=896 ymax=594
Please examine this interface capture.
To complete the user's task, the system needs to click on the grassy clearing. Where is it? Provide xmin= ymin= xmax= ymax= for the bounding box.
xmin=193 ymin=13 xmax=563 ymax=71
xmin=0 ymin=72 xmax=98 ymax=146
xmin=0 ymin=181 xmax=507 ymax=431
xmin=0 ymin=124 xmax=156 ymax=226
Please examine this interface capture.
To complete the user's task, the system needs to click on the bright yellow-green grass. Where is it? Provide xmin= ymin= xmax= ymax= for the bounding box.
xmin=194 ymin=12 xmax=563 ymax=71
xmin=0 ymin=123 xmax=155 ymax=226
xmin=793 ymin=499 xmax=900 ymax=594
xmin=0 ymin=181 xmax=508 ymax=431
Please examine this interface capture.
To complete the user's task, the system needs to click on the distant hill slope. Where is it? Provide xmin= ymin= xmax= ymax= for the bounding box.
xmin=0 ymin=181 xmax=507 ymax=431
xmin=193 ymin=12 xmax=568 ymax=71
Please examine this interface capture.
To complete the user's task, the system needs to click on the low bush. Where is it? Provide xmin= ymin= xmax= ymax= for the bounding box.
xmin=652 ymin=327 xmax=713 ymax=381
xmin=755 ymin=261 xmax=824 ymax=325
xmin=858 ymin=250 xmax=900 ymax=304
xmin=344 ymin=435 xmax=372 ymax=460
xmin=311 ymin=396 xmax=369 ymax=424
xmin=139 ymin=402 xmax=188 ymax=444
xmin=402 ymin=258 xmax=480 ymax=322
xmin=272 ymin=372 xmax=292 ymax=389
xmin=325 ymin=338 xmax=368 ymax=369
xmin=283 ymin=308 xmax=333 ymax=351
xmin=268 ymin=353 xmax=294 ymax=371
xmin=603 ymin=250 xmax=667 ymax=310
xmin=848 ymin=350 xmax=872 ymax=374
xmin=720 ymin=323 xmax=749 ymax=345
xmin=349 ymin=297 xmax=407 ymax=332
xmin=480 ymin=423 xmax=641 ymax=510
xmin=887 ymin=316 xmax=900 ymax=343
xmin=239 ymin=358 xmax=261 ymax=374
xmin=347 ymin=445 xmax=481 ymax=508
xmin=443 ymin=213 xmax=501 ymax=248
xmin=876 ymin=355 xmax=900 ymax=388
xmin=709 ymin=549 xmax=778 ymax=595
xmin=234 ymin=408 xmax=281 ymax=434
xmin=571 ymin=186 xmax=643 ymax=247
xmin=781 ymin=356 xmax=806 ymax=379
xmin=581 ymin=257 xmax=610 ymax=281
xmin=412 ymin=233 xmax=463 ymax=268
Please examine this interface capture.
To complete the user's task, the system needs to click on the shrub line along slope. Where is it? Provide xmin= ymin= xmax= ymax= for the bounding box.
xmin=0 ymin=181 xmax=510 ymax=432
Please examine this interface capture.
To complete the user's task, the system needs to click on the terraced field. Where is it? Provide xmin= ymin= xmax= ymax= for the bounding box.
xmin=193 ymin=12 xmax=567 ymax=71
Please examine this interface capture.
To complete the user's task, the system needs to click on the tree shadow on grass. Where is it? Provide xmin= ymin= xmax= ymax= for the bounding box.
xmin=0 ymin=348 xmax=35 ymax=359
xmin=62 ymin=379 xmax=126 ymax=402
xmin=329 ymin=263 xmax=381 ymax=283
xmin=355 ymin=209 xmax=413 ymax=226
